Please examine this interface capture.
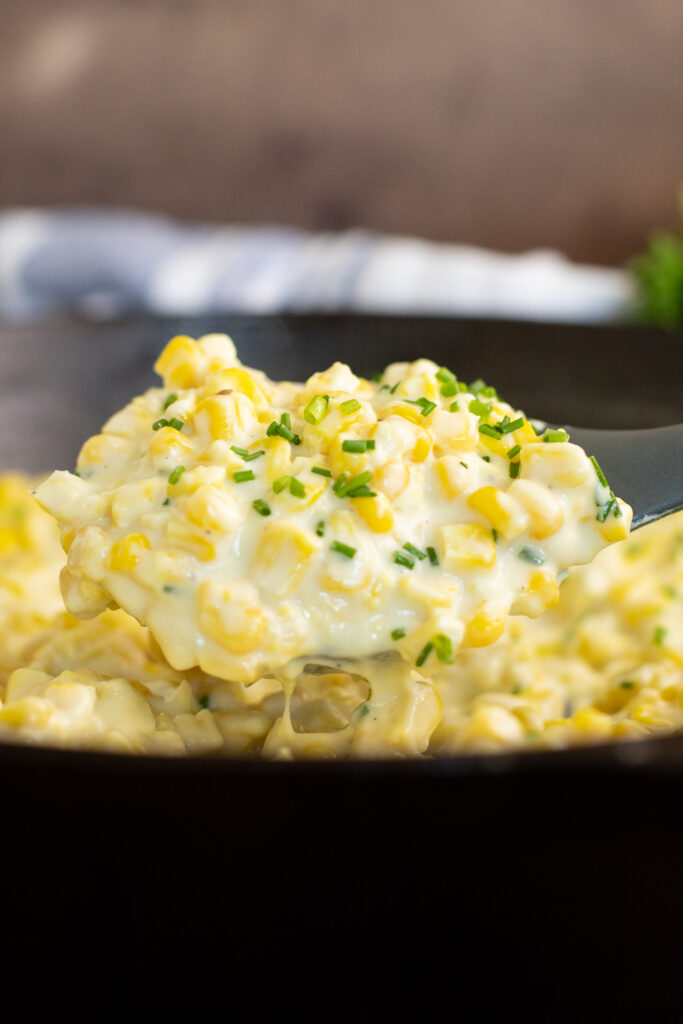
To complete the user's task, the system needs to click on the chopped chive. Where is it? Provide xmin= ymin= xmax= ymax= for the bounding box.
xmin=371 ymin=372 xmax=382 ymax=382
xmin=340 ymin=399 xmax=361 ymax=415
xmin=433 ymin=633 xmax=455 ymax=664
xmin=511 ymin=685 xmax=523 ymax=695
xmin=162 ymin=393 xmax=178 ymax=412
xmin=331 ymin=540 xmax=356 ymax=559
xmin=162 ymin=497 xmax=171 ymax=506
xmin=440 ymin=381 xmax=458 ymax=397
xmin=304 ymin=394 xmax=329 ymax=425
xmin=543 ymin=428 xmax=569 ymax=443
xmin=394 ymin=551 xmax=415 ymax=569
xmin=590 ymin=455 xmax=609 ymax=489
xmin=509 ymin=461 xmax=521 ymax=479
xmin=507 ymin=444 xmax=521 ymax=460
xmin=231 ymin=446 xmax=249 ymax=458
xmin=403 ymin=542 xmax=427 ymax=560
xmin=266 ymin=421 xmax=279 ymax=436
xmin=426 ymin=546 xmax=438 ymax=566
xmin=281 ymin=412 xmax=291 ymax=429
xmin=312 ymin=466 xmax=333 ymax=477
xmin=333 ymin=473 xmax=348 ymax=494
xmin=459 ymin=461 xmax=468 ymax=469
xmin=469 ymin=399 xmax=492 ymax=418
xmin=252 ymin=499 xmax=271 ymax=516
xmin=234 ymin=469 xmax=256 ymax=483
xmin=421 ymin=400 xmax=437 ymax=416
xmin=406 ymin=396 xmax=437 ymax=416
xmin=653 ymin=625 xmax=667 ymax=646
xmin=492 ymin=528 xmax=499 ymax=542
xmin=347 ymin=486 xmax=377 ymax=498
xmin=481 ymin=455 xmax=491 ymax=463
xmin=416 ymin=642 xmax=434 ymax=667
xmin=519 ymin=545 xmax=545 ymax=565
xmin=162 ymin=584 xmax=174 ymax=593
xmin=273 ymin=475 xmax=290 ymax=493
xmin=167 ymin=417 xmax=184 ymax=432
xmin=389 ymin=380 xmax=402 ymax=394
xmin=315 ymin=520 xmax=325 ymax=537
xmin=391 ymin=628 xmax=406 ymax=641
xmin=436 ymin=367 xmax=455 ymax=384
xmin=449 ymin=401 xmax=460 ymax=412
xmin=231 ymin=445 xmax=265 ymax=462
xmin=197 ymin=694 xmax=210 ymax=710
xmin=289 ymin=478 xmax=306 ymax=498
xmin=152 ymin=418 xmax=168 ymax=431
xmin=335 ymin=471 xmax=372 ymax=498
xmin=470 ymin=379 xmax=498 ymax=399
xmin=379 ymin=384 xmax=391 ymax=391
xmin=266 ymin=416 xmax=301 ymax=444
xmin=620 ymin=681 xmax=635 ymax=689
xmin=500 ymin=416 xmax=525 ymax=434
xmin=342 ymin=439 xmax=369 ymax=453
xmin=596 ymin=496 xmax=616 ymax=522
xmin=479 ymin=423 xmax=502 ymax=439
xmin=168 ymin=465 xmax=186 ymax=485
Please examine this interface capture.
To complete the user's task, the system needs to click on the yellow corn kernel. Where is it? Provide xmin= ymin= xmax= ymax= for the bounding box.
xmin=328 ymin=439 xmax=369 ymax=477
xmin=148 ymin=426 xmax=194 ymax=460
xmin=59 ymin=567 xmax=111 ymax=616
xmin=460 ymin=705 xmax=524 ymax=746
xmin=168 ymin=465 xmax=224 ymax=495
xmin=511 ymin=420 xmax=538 ymax=446
xmin=194 ymin=393 xmax=255 ymax=442
xmin=165 ymin=519 xmax=216 ymax=561
xmin=411 ymin=429 xmax=432 ymax=462
xmin=109 ymin=533 xmax=151 ymax=570
xmin=438 ymin=522 xmax=496 ymax=570
xmin=251 ymin=521 xmax=319 ymax=597
xmin=198 ymin=580 xmax=268 ymax=655
xmin=375 ymin=460 xmax=410 ymax=499
xmin=571 ymin=707 xmax=613 ymax=736
xmin=467 ymin=486 xmax=529 ymax=540
xmin=510 ymin=569 xmax=560 ymax=617
xmin=78 ymin=433 xmax=136 ymax=470
xmin=462 ymin=608 xmax=506 ymax=648
xmin=111 ymin=479 xmax=164 ymax=527
xmin=435 ymin=456 xmax=469 ymax=498
xmin=507 ymin=478 xmax=564 ymax=539
xmin=351 ymin=492 xmax=394 ymax=533
xmin=262 ymin=436 xmax=292 ymax=483
xmin=430 ymin=409 xmax=479 ymax=455
xmin=521 ymin=442 xmax=592 ymax=488
xmin=598 ymin=502 xmax=632 ymax=542
xmin=6 ymin=668 xmax=51 ymax=702
xmin=154 ymin=335 xmax=202 ymax=389
xmin=392 ymin=372 xmax=439 ymax=403
xmin=184 ymin=485 xmax=240 ymax=533
xmin=0 ymin=696 xmax=52 ymax=729
xmin=204 ymin=367 xmax=272 ymax=407
xmin=381 ymin=402 xmax=426 ymax=428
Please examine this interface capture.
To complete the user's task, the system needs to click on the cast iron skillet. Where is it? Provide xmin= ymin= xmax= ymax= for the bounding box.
xmin=2 ymin=314 xmax=683 ymax=1018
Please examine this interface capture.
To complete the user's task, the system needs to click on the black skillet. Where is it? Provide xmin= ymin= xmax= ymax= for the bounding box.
xmin=2 ymin=315 xmax=683 ymax=1019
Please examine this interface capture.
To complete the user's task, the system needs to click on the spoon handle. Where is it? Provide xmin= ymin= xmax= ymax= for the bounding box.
xmin=568 ymin=423 xmax=683 ymax=529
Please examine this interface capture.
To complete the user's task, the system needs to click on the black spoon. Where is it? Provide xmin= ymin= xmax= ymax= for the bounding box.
xmin=567 ymin=423 xmax=683 ymax=529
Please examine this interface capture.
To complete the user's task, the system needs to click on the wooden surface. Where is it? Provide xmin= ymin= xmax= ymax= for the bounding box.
xmin=1 ymin=0 xmax=682 ymax=264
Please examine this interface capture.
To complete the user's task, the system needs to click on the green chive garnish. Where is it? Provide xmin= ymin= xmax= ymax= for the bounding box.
xmin=449 ymin=401 xmax=460 ymax=412
xmin=152 ymin=418 xmax=168 ymax=431
xmin=312 ymin=466 xmax=332 ymax=477
xmin=389 ymin=380 xmax=402 ymax=394
xmin=654 ymin=625 xmax=667 ymax=646
xmin=168 ymin=466 xmax=186 ymax=485
xmin=347 ymin=486 xmax=377 ymax=498
xmin=492 ymin=528 xmax=499 ymax=542
xmin=394 ymin=551 xmax=415 ymax=569
xmin=315 ymin=520 xmax=325 ymax=537
xmin=341 ymin=439 xmax=375 ymax=453
xmin=436 ymin=367 xmax=455 ymax=384
xmin=500 ymin=416 xmax=525 ymax=434
xmin=304 ymin=394 xmax=329 ymax=424
xmin=590 ymin=455 xmax=609 ymax=489
xmin=340 ymin=399 xmax=361 ymax=414
xmin=331 ymin=540 xmax=356 ymax=559
xmin=233 ymin=470 xmax=255 ymax=483
xmin=509 ymin=461 xmax=521 ymax=479
xmin=273 ymin=476 xmax=290 ymax=493
xmin=416 ymin=642 xmax=433 ymax=667
xmin=543 ymin=428 xmax=569 ymax=443
xmin=403 ymin=542 xmax=426 ymax=560
xmin=405 ymin=397 xmax=436 ymax=416
xmin=440 ymin=381 xmax=458 ymax=397
xmin=252 ymin=499 xmax=271 ymax=516
xmin=481 ymin=455 xmax=491 ymax=463
xmin=289 ymin=478 xmax=306 ymax=498
xmin=335 ymin=471 xmax=372 ymax=497
xmin=620 ymin=681 xmax=635 ymax=689
xmin=426 ymin=546 xmax=438 ymax=566
xmin=469 ymin=399 xmax=491 ymax=418
xmin=167 ymin=417 xmax=184 ymax=432
xmin=162 ymin=393 xmax=178 ymax=412
xmin=391 ymin=628 xmax=406 ymax=641
xmin=507 ymin=444 xmax=521 ymax=460
xmin=197 ymin=694 xmax=210 ymax=710
xmin=479 ymin=423 xmax=501 ymax=439
xmin=433 ymin=634 xmax=455 ymax=664
xmin=231 ymin=446 xmax=265 ymax=462
xmin=519 ymin=546 xmax=545 ymax=565
xmin=162 ymin=497 xmax=171 ymax=506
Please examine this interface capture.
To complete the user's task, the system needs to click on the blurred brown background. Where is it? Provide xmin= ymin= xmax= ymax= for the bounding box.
xmin=1 ymin=0 xmax=681 ymax=265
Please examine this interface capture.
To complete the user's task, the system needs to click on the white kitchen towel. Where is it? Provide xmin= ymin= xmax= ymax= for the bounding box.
xmin=0 ymin=208 xmax=633 ymax=323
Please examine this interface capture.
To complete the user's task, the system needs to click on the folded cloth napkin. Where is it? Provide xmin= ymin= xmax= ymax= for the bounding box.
xmin=0 ymin=208 xmax=633 ymax=323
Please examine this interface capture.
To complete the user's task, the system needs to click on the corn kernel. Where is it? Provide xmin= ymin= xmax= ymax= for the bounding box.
xmin=375 ymin=460 xmax=410 ymax=499
xmin=109 ymin=533 xmax=151 ymax=571
xmin=251 ymin=521 xmax=319 ymax=596
xmin=508 ymin=478 xmax=564 ymax=539
xmin=351 ymin=492 xmax=394 ymax=533
xmin=205 ymin=367 xmax=272 ymax=407
xmin=165 ymin=519 xmax=216 ymax=561
xmin=198 ymin=580 xmax=268 ymax=655
xmin=467 ymin=486 xmax=529 ymax=540
xmin=148 ymin=426 xmax=194 ymax=460
xmin=154 ymin=335 xmax=202 ymax=389
xmin=462 ymin=608 xmax=507 ymax=648
xmin=510 ymin=569 xmax=560 ymax=617
xmin=438 ymin=522 xmax=496 ymax=570
xmin=435 ymin=456 xmax=469 ymax=498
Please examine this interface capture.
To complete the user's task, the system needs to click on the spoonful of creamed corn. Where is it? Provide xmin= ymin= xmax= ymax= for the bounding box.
xmin=35 ymin=333 xmax=632 ymax=686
